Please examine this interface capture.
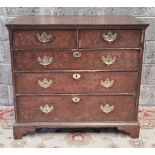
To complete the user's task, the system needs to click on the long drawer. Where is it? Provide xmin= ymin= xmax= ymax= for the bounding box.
xmin=15 ymin=72 xmax=138 ymax=94
xmin=12 ymin=30 xmax=77 ymax=49
xmin=14 ymin=50 xmax=139 ymax=71
xmin=16 ymin=95 xmax=136 ymax=122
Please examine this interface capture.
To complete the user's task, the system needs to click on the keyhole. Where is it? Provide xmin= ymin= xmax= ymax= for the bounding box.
xmin=73 ymin=51 xmax=81 ymax=58
xmin=72 ymin=96 xmax=80 ymax=103
xmin=73 ymin=73 xmax=81 ymax=80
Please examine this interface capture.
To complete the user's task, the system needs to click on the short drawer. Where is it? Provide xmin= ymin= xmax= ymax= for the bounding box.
xmin=14 ymin=50 xmax=139 ymax=71
xmin=79 ymin=30 xmax=142 ymax=48
xmin=16 ymin=95 xmax=136 ymax=122
xmin=13 ymin=30 xmax=77 ymax=49
xmin=15 ymin=72 xmax=138 ymax=94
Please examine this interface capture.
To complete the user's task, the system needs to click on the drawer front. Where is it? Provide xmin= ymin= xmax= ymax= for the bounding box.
xmin=14 ymin=50 xmax=139 ymax=71
xmin=17 ymin=95 xmax=135 ymax=122
xmin=13 ymin=30 xmax=77 ymax=49
xmin=15 ymin=72 xmax=138 ymax=94
xmin=79 ymin=30 xmax=142 ymax=48
xmin=17 ymin=96 xmax=86 ymax=122
xmin=84 ymin=95 xmax=135 ymax=121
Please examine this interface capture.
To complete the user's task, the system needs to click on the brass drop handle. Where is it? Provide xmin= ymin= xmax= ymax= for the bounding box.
xmin=38 ymin=78 xmax=53 ymax=89
xmin=101 ymin=55 xmax=116 ymax=66
xmin=37 ymin=56 xmax=53 ymax=67
xmin=73 ymin=51 xmax=81 ymax=58
xmin=36 ymin=32 xmax=53 ymax=43
xmin=72 ymin=96 xmax=80 ymax=103
xmin=100 ymin=78 xmax=115 ymax=88
xmin=40 ymin=104 xmax=54 ymax=114
xmin=100 ymin=104 xmax=114 ymax=114
xmin=73 ymin=73 xmax=81 ymax=80
xmin=102 ymin=31 xmax=118 ymax=43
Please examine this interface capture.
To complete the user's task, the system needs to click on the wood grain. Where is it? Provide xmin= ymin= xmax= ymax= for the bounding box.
xmin=16 ymin=95 xmax=136 ymax=122
xmin=15 ymin=72 xmax=138 ymax=94
xmin=13 ymin=30 xmax=77 ymax=49
xmin=6 ymin=16 xmax=148 ymax=28
xmin=14 ymin=50 xmax=139 ymax=71
xmin=6 ymin=15 xmax=148 ymax=139
xmin=79 ymin=30 xmax=142 ymax=48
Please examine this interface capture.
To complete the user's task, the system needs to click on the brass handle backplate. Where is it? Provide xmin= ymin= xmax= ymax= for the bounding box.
xmin=37 ymin=56 xmax=53 ymax=67
xmin=73 ymin=51 xmax=81 ymax=58
xmin=72 ymin=96 xmax=80 ymax=103
xmin=40 ymin=104 xmax=54 ymax=114
xmin=102 ymin=31 xmax=118 ymax=43
xmin=100 ymin=78 xmax=114 ymax=88
xmin=36 ymin=32 xmax=53 ymax=43
xmin=73 ymin=73 xmax=81 ymax=80
xmin=100 ymin=104 xmax=114 ymax=114
xmin=38 ymin=78 xmax=53 ymax=89
xmin=101 ymin=55 xmax=116 ymax=66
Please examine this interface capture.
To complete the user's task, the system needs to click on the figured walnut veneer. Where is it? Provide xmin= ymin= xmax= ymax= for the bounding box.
xmin=6 ymin=16 xmax=149 ymax=139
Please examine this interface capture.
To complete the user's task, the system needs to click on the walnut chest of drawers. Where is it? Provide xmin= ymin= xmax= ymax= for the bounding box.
xmin=6 ymin=16 xmax=149 ymax=139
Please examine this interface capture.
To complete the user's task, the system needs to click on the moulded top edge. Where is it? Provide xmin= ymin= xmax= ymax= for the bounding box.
xmin=5 ymin=15 xmax=149 ymax=29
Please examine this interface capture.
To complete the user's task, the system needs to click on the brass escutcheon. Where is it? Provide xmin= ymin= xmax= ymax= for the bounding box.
xmin=73 ymin=51 xmax=81 ymax=58
xmin=38 ymin=78 xmax=53 ymax=89
xmin=101 ymin=55 xmax=116 ymax=66
xmin=36 ymin=32 xmax=53 ymax=43
xmin=73 ymin=73 xmax=81 ymax=80
xmin=40 ymin=104 xmax=54 ymax=114
xmin=102 ymin=31 xmax=118 ymax=44
xmin=100 ymin=78 xmax=115 ymax=88
xmin=72 ymin=96 xmax=80 ymax=103
xmin=37 ymin=56 xmax=53 ymax=67
xmin=100 ymin=104 xmax=114 ymax=114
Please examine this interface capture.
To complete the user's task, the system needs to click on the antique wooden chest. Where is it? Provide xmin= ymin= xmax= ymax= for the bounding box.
xmin=6 ymin=16 xmax=148 ymax=139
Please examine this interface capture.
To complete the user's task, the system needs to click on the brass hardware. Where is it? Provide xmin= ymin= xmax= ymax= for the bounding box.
xmin=72 ymin=96 xmax=80 ymax=103
xmin=73 ymin=73 xmax=81 ymax=80
xmin=100 ymin=78 xmax=114 ymax=88
xmin=102 ymin=31 xmax=118 ymax=43
xmin=101 ymin=55 xmax=116 ymax=66
xmin=36 ymin=32 xmax=53 ymax=43
xmin=100 ymin=104 xmax=114 ymax=114
xmin=40 ymin=104 xmax=54 ymax=114
xmin=38 ymin=78 xmax=53 ymax=89
xmin=73 ymin=51 xmax=81 ymax=58
xmin=37 ymin=56 xmax=53 ymax=67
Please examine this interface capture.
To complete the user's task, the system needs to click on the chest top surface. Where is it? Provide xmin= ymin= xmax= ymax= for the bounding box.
xmin=6 ymin=15 xmax=148 ymax=29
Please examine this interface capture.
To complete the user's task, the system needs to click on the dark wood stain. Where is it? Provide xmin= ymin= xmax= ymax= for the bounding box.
xmin=14 ymin=50 xmax=139 ymax=71
xmin=17 ymin=95 xmax=136 ymax=122
xmin=79 ymin=30 xmax=142 ymax=48
xmin=15 ymin=72 xmax=138 ymax=94
xmin=6 ymin=15 xmax=149 ymax=139
xmin=13 ymin=30 xmax=77 ymax=49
